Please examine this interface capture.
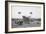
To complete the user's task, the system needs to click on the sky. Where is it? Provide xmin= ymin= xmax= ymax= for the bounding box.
xmin=11 ymin=5 xmax=41 ymax=19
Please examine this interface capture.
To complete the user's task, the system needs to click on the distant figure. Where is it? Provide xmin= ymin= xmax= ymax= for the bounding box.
xmin=23 ymin=16 xmax=30 ymax=24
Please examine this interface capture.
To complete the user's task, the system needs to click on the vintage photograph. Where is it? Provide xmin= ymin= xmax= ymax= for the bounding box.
xmin=11 ymin=5 xmax=41 ymax=28
xmin=5 ymin=1 xmax=45 ymax=32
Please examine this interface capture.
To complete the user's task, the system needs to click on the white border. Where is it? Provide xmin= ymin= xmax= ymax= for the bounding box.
xmin=8 ymin=2 xmax=43 ymax=32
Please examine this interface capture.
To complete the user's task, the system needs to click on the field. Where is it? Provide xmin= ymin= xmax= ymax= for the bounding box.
xmin=12 ymin=18 xmax=41 ymax=28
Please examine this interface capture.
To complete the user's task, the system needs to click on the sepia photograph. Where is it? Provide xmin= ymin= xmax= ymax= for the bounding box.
xmin=5 ymin=1 xmax=45 ymax=33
